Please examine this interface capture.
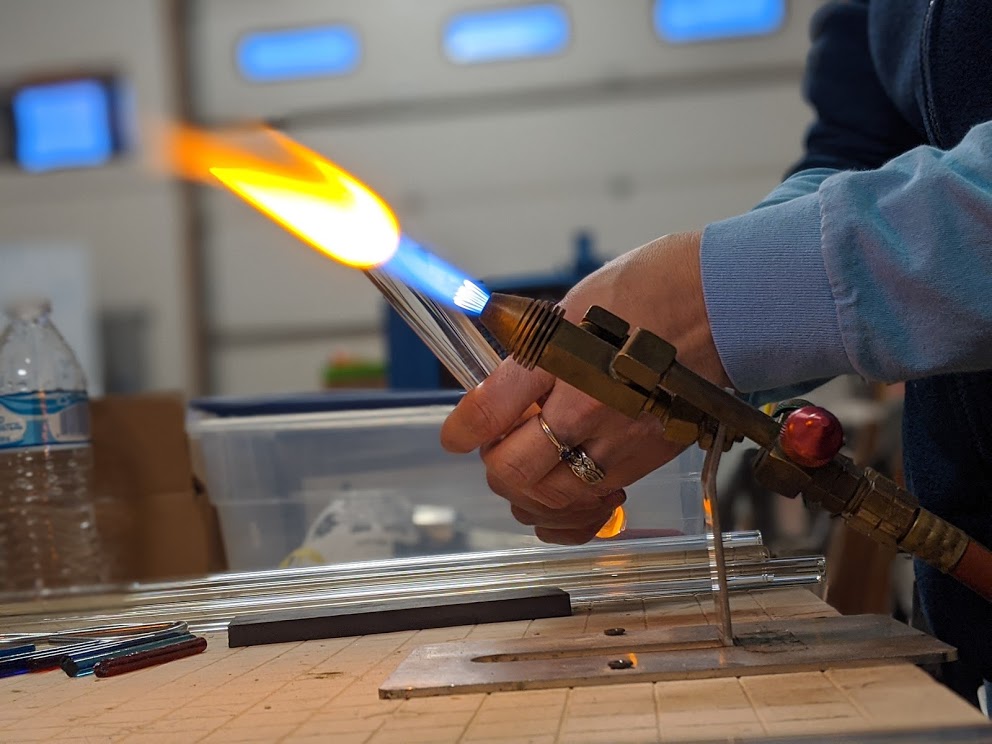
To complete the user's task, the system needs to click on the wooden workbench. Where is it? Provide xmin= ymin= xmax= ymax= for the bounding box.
xmin=0 ymin=588 xmax=986 ymax=743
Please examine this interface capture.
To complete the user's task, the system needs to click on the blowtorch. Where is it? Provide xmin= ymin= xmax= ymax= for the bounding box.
xmin=478 ymin=293 xmax=992 ymax=606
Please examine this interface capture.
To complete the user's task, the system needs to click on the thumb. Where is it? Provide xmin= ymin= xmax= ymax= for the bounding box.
xmin=441 ymin=358 xmax=553 ymax=453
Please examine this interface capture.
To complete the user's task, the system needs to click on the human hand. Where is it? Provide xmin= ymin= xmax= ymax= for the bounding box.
xmin=441 ymin=231 xmax=731 ymax=544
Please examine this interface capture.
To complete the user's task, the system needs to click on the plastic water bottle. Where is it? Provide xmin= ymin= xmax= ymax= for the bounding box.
xmin=0 ymin=299 xmax=109 ymax=592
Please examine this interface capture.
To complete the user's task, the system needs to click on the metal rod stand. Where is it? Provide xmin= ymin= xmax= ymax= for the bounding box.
xmin=702 ymin=423 xmax=733 ymax=645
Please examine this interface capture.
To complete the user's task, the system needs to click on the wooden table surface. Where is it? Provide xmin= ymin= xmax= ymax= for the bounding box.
xmin=0 ymin=587 xmax=986 ymax=743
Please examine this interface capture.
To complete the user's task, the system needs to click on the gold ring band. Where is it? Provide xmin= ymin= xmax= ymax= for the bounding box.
xmin=537 ymin=414 xmax=606 ymax=484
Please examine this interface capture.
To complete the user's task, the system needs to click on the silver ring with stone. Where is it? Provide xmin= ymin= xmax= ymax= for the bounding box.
xmin=538 ymin=415 xmax=606 ymax=484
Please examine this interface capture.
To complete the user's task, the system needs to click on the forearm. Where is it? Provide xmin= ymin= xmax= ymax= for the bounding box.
xmin=703 ymin=120 xmax=992 ymax=397
xmin=820 ymin=121 xmax=992 ymax=380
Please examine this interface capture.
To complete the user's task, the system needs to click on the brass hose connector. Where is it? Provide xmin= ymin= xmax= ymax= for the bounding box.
xmin=900 ymin=509 xmax=970 ymax=574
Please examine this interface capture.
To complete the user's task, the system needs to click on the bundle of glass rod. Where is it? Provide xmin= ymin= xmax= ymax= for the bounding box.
xmin=365 ymin=266 xmax=501 ymax=387
xmin=0 ymin=533 xmax=823 ymax=639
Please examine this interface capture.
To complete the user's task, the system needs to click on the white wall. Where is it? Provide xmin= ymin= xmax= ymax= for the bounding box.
xmin=190 ymin=0 xmax=821 ymax=394
xmin=0 ymin=0 xmax=190 ymax=393
xmin=0 ymin=1 xmax=823 ymax=397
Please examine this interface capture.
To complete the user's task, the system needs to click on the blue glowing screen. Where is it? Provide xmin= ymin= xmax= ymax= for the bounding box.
xmin=12 ymin=79 xmax=116 ymax=173
xmin=654 ymin=0 xmax=786 ymax=43
xmin=382 ymin=236 xmax=490 ymax=315
xmin=444 ymin=4 xmax=570 ymax=64
xmin=237 ymin=25 xmax=361 ymax=82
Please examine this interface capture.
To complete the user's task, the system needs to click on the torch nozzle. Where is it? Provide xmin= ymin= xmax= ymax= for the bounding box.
xmin=480 ymin=293 xmax=564 ymax=369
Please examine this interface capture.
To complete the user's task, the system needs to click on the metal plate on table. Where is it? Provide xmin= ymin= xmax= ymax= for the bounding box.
xmin=380 ymin=614 xmax=955 ymax=699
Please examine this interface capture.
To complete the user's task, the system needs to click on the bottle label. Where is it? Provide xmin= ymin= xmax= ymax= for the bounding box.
xmin=0 ymin=391 xmax=90 ymax=449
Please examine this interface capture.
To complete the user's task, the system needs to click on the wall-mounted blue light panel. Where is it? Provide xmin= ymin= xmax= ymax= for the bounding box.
xmin=443 ymin=4 xmax=570 ymax=65
xmin=237 ymin=25 xmax=361 ymax=83
xmin=12 ymin=79 xmax=117 ymax=173
xmin=654 ymin=0 xmax=786 ymax=44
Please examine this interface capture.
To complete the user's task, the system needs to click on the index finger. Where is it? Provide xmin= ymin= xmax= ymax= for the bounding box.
xmin=440 ymin=358 xmax=553 ymax=453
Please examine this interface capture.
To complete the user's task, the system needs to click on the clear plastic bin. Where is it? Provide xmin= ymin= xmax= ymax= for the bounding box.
xmin=189 ymin=398 xmax=704 ymax=571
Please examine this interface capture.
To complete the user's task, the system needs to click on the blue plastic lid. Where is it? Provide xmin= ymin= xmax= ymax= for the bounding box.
xmin=189 ymin=389 xmax=464 ymax=418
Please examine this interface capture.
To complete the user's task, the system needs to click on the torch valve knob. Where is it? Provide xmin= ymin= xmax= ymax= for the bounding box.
xmin=779 ymin=405 xmax=844 ymax=468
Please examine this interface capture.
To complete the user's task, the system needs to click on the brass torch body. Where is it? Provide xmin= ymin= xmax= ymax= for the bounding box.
xmin=480 ymin=293 xmax=992 ymax=602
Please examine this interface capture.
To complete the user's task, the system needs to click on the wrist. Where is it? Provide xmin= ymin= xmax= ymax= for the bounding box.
xmin=701 ymin=193 xmax=850 ymax=393
xmin=579 ymin=232 xmax=731 ymax=389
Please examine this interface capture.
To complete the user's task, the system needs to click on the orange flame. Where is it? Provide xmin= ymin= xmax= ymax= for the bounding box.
xmin=155 ymin=123 xmax=400 ymax=268
xmin=596 ymin=505 xmax=627 ymax=539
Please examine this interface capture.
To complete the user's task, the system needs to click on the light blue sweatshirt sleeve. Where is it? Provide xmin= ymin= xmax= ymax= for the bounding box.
xmin=701 ymin=119 xmax=992 ymax=397
xmin=752 ymin=167 xmax=838 ymax=210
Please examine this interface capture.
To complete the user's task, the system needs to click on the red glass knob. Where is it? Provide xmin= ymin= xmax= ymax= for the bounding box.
xmin=779 ymin=405 xmax=844 ymax=468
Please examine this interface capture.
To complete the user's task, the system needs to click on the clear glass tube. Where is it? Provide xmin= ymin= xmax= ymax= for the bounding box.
xmin=0 ymin=534 xmax=824 ymax=639
xmin=157 ymin=530 xmax=766 ymax=592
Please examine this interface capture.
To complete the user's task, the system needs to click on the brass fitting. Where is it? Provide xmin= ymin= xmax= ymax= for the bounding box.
xmin=836 ymin=467 xmax=920 ymax=547
xmin=900 ymin=509 xmax=970 ymax=574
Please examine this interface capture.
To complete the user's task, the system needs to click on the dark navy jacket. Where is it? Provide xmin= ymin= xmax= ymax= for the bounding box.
xmin=796 ymin=0 xmax=992 ymax=688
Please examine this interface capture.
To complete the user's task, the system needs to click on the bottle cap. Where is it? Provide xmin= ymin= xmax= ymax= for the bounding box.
xmin=4 ymin=298 xmax=52 ymax=321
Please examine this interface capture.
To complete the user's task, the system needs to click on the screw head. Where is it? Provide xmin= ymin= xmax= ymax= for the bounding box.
xmin=608 ymin=658 xmax=634 ymax=670
xmin=604 ymin=627 xmax=626 ymax=636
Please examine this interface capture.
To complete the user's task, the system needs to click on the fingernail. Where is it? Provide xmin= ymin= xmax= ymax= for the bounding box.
xmin=605 ymin=489 xmax=627 ymax=508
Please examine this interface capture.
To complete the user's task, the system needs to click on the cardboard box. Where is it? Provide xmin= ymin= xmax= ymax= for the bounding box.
xmin=91 ymin=393 xmax=226 ymax=580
